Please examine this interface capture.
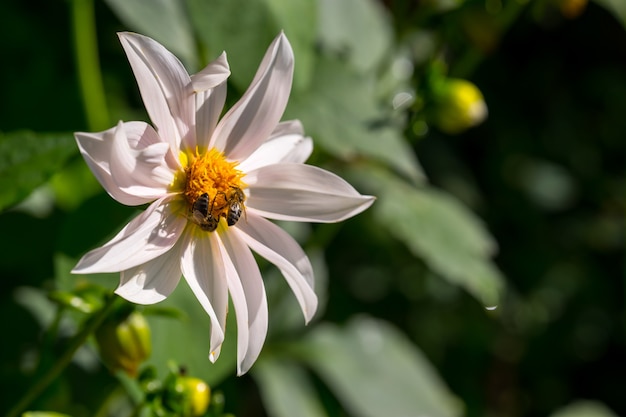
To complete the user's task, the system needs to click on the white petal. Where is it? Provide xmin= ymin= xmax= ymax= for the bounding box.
xmin=245 ymin=163 xmax=376 ymax=222
xmin=192 ymin=53 xmax=230 ymax=149
xmin=213 ymin=235 xmax=249 ymax=375
xmin=191 ymin=52 xmax=230 ymax=91
xmin=75 ymin=122 xmax=169 ymax=206
xmin=116 ymin=244 xmax=183 ymax=304
xmin=109 ymin=121 xmax=175 ymax=199
xmin=212 ymin=32 xmax=294 ymax=161
xmin=236 ymin=212 xmax=317 ymax=323
xmin=180 ymin=231 xmax=228 ymax=361
xmin=72 ymin=197 xmax=187 ymax=273
xmin=119 ymin=32 xmax=194 ymax=151
xmin=219 ymin=230 xmax=268 ymax=375
xmin=237 ymin=120 xmax=312 ymax=172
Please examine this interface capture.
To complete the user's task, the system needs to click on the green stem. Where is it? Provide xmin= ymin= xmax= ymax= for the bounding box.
xmin=71 ymin=0 xmax=110 ymax=131
xmin=6 ymin=295 xmax=119 ymax=417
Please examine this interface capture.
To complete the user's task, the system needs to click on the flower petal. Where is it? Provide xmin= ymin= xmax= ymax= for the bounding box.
xmin=237 ymin=120 xmax=312 ymax=172
xmin=119 ymin=32 xmax=194 ymax=151
xmin=192 ymin=52 xmax=230 ymax=149
xmin=116 ymin=244 xmax=183 ymax=304
xmin=236 ymin=212 xmax=317 ymax=323
xmin=109 ymin=121 xmax=176 ymax=200
xmin=245 ymin=163 xmax=376 ymax=222
xmin=213 ymin=236 xmax=248 ymax=375
xmin=211 ymin=32 xmax=294 ymax=161
xmin=219 ymin=229 xmax=268 ymax=375
xmin=75 ymin=122 xmax=172 ymax=206
xmin=180 ymin=231 xmax=228 ymax=362
xmin=72 ymin=197 xmax=187 ymax=273
xmin=191 ymin=52 xmax=230 ymax=91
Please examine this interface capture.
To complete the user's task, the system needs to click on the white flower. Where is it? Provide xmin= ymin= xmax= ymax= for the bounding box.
xmin=72 ymin=32 xmax=374 ymax=375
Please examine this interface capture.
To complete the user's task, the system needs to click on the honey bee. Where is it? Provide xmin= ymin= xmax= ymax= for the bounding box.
xmin=191 ymin=193 xmax=219 ymax=232
xmin=225 ymin=186 xmax=246 ymax=227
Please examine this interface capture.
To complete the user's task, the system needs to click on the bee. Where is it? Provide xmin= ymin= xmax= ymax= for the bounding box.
xmin=225 ymin=186 xmax=246 ymax=227
xmin=191 ymin=193 xmax=220 ymax=232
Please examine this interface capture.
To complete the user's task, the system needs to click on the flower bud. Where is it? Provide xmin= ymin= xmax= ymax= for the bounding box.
xmin=432 ymin=78 xmax=488 ymax=134
xmin=95 ymin=310 xmax=151 ymax=377
xmin=165 ymin=376 xmax=211 ymax=417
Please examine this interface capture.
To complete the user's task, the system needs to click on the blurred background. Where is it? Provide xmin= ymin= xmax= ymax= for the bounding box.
xmin=0 ymin=0 xmax=624 ymax=416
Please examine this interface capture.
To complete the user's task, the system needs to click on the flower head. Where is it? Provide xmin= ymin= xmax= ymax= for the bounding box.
xmin=72 ymin=32 xmax=374 ymax=374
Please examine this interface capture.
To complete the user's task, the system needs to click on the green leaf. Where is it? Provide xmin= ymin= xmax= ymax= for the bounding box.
xmin=550 ymin=401 xmax=619 ymax=417
xmin=593 ymin=0 xmax=626 ymax=29
xmin=317 ymin=0 xmax=393 ymax=73
xmin=145 ymin=281 xmax=237 ymax=386
xmin=353 ymin=166 xmax=504 ymax=307
xmin=302 ymin=317 xmax=462 ymax=417
xmin=286 ymin=57 xmax=424 ymax=183
xmin=0 ymin=131 xmax=77 ymax=212
xmin=104 ymin=0 xmax=198 ymax=70
xmin=50 ymin=158 xmax=103 ymax=211
xmin=253 ymin=357 xmax=327 ymax=417
xmin=262 ymin=0 xmax=317 ymax=92
xmin=13 ymin=286 xmax=58 ymax=329
xmin=186 ymin=0 xmax=278 ymax=90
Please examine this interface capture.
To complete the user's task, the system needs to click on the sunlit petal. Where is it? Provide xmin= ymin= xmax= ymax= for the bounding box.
xmin=246 ymin=163 xmax=375 ymax=222
xmin=219 ymin=230 xmax=268 ymax=375
xmin=109 ymin=121 xmax=175 ymax=200
xmin=116 ymin=243 xmax=183 ymax=304
xmin=236 ymin=212 xmax=317 ymax=323
xmin=238 ymin=120 xmax=312 ymax=172
xmin=180 ymin=231 xmax=228 ymax=361
xmin=212 ymin=32 xmax=294 ymax=160
xmin=192 ymin=52 xmax=230 ymax=150
xmin=118 ymin=32 xmax=195 ymax=152
xmin=191 ymin=52 xmax=230 ymax=91
xmin=72 ymin=197 xmax=186 ymax=273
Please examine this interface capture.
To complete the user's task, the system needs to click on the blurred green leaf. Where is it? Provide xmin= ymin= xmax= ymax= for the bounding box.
xmin=23 ymin=412 xmax=73 ymax=417
xmin=352 ymin=166 xmax=504 ymax=307
xmin=287 ymin=57 xmax=424 ymax=183
xmin=593 ymin=0 xmax=626 ymax=29
xmin=253 ymin=357 xmax=326 ymax=417
xmin=13 ymin=286 xmax=58 ymax=329
xmin=0 ymin=131 xmax=76 ymax=212
xmin=186 ymin=0 xmax=277 ymax=89
xmin=550 ymin=400 xmax=619 ymax=417
xmin=145 ymin=281 xmax=237 ymax=387
xmin=302 ymin=316 xmax=462 ymax=417
xmin=317 ymin=0 xmax=393 ymax=73
xmin=262 ymin=0 xmax=317 ymax=92
xmin=50 ymin=159 xmax=102 ymax=211
xmin=104 ymin=0 xmax=198 ymax=70
xmin=48 ymin=290 xmax=100 ymax=314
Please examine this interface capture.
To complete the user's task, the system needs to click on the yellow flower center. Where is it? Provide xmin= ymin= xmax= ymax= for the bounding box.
xmin=177 ymin=148 xmax=246 ymax=231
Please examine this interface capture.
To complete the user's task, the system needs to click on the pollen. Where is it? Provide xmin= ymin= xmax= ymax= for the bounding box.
xmin=181 ymin=148 xmax=246 ymax=229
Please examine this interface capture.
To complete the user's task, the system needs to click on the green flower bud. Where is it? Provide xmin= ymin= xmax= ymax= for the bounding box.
xmin=95 ymin=310 xmax=151 ymax=377
xmin=164 ymin=376 xmax=211 ymax=417
xmin=432 ymin=78 xmax=488 ymax=134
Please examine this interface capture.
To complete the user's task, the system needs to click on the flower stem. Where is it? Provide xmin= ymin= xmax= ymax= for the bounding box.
xmin=71 ymin=0 xmax=110 ymax=131
xmin=6 ymin=295 xmax=120 ymax=417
